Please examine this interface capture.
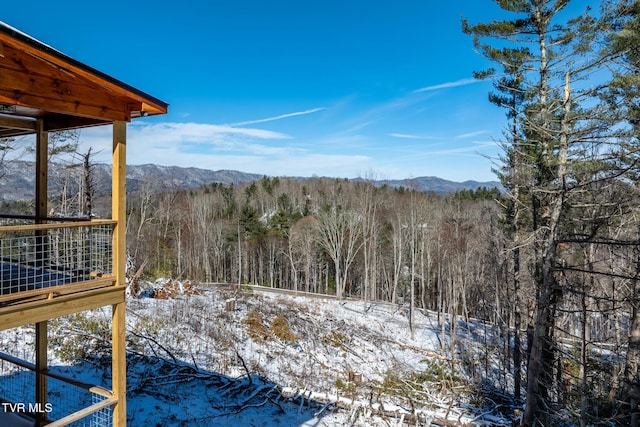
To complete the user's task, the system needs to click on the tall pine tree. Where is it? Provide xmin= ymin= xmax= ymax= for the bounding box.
xmin=464 ymin=0 xmax=635 ymax=424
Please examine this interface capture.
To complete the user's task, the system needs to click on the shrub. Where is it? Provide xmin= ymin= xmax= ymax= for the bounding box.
xmin=243 ymin=311 xmax=267 ymax=340
xmin=49 ymin=313 xmax=110 ymax=362
xmin=322 ymin=330 xmax=350 ymax=349
xmin=270 ymin=316 xmax=296 ymax=343
xmin=336 ymin=376 xmax=358 ymax=395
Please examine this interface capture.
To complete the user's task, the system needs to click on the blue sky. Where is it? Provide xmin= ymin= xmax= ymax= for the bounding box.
xmin=4 ymin=1 xmax=529 ymax=182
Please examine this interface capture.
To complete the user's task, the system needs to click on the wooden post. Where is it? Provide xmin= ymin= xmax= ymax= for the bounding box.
xmin=35 ymin=119 xmax=48 ymax=224
xmin=35 ymin=119 xmax=48 ymax=426
xmin=34 ymin=118 xmax=49 ymax=269
xmin=35 ymin=321 xmax=48 ymax=426
xmin=112 ymin=121 xmax=127 ymax=427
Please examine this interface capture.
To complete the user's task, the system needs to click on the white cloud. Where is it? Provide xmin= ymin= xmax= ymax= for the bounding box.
xmin=78 ymin=121 xmax=291 ymax=162
xmin=420 ymin=141 xmax=496 ymax=157
xmin=74 ymin=121 xmax=371 ymax=178
xmin=70 ymin=102 xmax=498 ymax=181
xmin=144 ymin=121 xmax=290 ymax=141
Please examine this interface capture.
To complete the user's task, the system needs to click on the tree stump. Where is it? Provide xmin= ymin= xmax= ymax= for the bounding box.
xmin=347 ymin=370 xmax=362 ymax=385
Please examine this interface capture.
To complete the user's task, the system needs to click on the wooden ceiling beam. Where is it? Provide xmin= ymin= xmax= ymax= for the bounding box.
xmin=0 ymin=114 xmax=111 ymax=137
xmin=0 ymin=90 xmax=129 ymax=122
xmin=43 ymin=114 xmax=110 ymax=132
xmin=0 ymin=128 xmax=33 ymax=138
xmin=0 ymin=114 xmax=36 ymax=131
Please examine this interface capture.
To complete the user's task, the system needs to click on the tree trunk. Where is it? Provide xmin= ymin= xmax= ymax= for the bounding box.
xmin=523 ymin=72 xmax=571 ymax=427
xmin=627 ymin=302 xmax=640 ymax=427
xmin=513 ymin=246 xmax=522 ymax=401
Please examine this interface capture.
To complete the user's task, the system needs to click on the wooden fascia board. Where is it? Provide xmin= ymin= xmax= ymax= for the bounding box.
xmin=140 ymin=101 xmax=166 ymax=116
xmin=0 ymin=29 xmax=167 ymax=118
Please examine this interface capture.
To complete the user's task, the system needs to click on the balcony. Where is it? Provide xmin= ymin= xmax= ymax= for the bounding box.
xmin=0 ymin=218 xmax=121 ymax=426
xmin=0 ymin=19 xmax=168 ymax=426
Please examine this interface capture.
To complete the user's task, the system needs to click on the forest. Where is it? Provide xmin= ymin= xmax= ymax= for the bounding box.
xmin=117 ymin=169 xmax=626 ymax=426
xmin=123 ymin=2 xmax=640 ymax=424
xmin=123 ymin=1 xmax=640 ymax=425
xmin=2 ymin=0 xmax=640 ymax=425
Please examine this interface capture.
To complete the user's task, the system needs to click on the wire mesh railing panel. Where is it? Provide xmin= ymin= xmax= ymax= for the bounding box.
xmin=0 ymin=222 xmax=113 ymax=296
xmin=0 ymin=358 xmax=35 ymax=406
xmin=46 ymin=376 xmax=113 ymax=427
xmin=65 ymin=393 xmax=113 ymax=427
xmin=48 ymin=225 xmax=113 ymax=279
xmin=0 ymin=355 xmax=115 ymax=427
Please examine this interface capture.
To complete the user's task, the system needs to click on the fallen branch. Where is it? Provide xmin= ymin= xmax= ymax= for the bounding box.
xmin=130 ymin=330 xmax=177 ymax=363
xmin=235 ymin=350 xmax=253 ymax=386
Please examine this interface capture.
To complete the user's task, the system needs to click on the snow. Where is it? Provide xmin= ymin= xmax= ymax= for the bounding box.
xmin=0 ymin=281 xmax=513 ymax=426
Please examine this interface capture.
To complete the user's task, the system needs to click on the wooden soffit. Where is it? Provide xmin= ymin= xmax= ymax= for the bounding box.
xmin=0 ymin=21 xmax=168 ymax=136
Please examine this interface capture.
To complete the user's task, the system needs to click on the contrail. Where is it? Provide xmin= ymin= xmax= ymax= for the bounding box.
xmin=413 ymin=78 xmax=479 ymax=93
xmin=230 ymin=107 xmax=325 ymax=127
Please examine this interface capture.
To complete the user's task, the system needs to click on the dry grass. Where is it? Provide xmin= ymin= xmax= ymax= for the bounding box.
xmin=269 ymin=316 xmax=297 ymax=343
xmin=243 ymin=311 xmax=268 ymax=340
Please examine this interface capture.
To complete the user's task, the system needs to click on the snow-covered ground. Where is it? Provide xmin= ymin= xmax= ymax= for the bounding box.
xmin=0 ymin=281 xmax=514 ymax=426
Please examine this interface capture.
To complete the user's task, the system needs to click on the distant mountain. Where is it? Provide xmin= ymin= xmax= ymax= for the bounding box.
xmin=120 ymin=164 xmax=263 ymax=193
xmin=371 ymin=176 xmax=502 ymax=194
xmin=0 ymin=161 xmax=262 ymax=202
xmin=0 ymin=161 xmax=500 ymax=201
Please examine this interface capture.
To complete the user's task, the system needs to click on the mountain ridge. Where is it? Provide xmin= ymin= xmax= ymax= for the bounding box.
xmin=0 ymin=161 xmax=501 ymax=201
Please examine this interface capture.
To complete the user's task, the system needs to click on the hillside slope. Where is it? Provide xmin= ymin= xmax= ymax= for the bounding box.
xmin=0 ymin=281 xmax=513 ymax=426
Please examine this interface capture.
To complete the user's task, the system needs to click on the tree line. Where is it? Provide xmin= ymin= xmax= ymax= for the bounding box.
xmin=126 ymin=176 xmax=501 ymax=309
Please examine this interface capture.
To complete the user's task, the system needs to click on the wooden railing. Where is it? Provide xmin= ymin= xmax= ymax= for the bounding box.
xmin=0 ymin=220 xmax=116 ymax=305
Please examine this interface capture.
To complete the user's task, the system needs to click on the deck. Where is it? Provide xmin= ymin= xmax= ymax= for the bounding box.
xmin=1 ymin=261 xmax=75 ymax=295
